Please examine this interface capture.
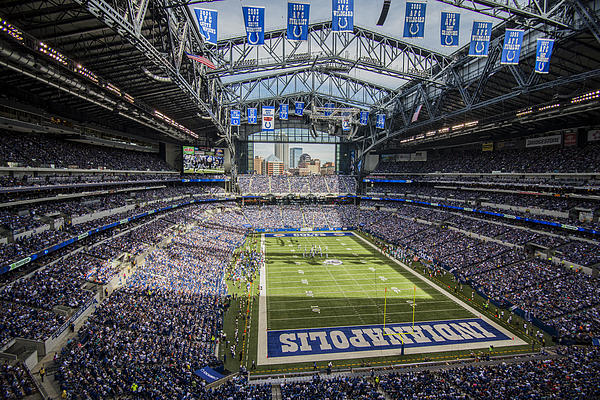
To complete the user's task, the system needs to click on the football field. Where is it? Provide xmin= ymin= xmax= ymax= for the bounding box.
xmin=256 ymin=231 xmax=526 ymax=365
xmin=265 ymin=233 xmax=470 ymax=330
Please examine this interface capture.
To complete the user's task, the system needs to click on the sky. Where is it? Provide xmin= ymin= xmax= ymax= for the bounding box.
xmin=254 ymin=142 xmax=336 ymax=164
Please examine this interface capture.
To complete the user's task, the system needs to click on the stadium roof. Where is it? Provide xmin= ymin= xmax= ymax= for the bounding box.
xmin=0 ymin=0 xmax=598 ymax=158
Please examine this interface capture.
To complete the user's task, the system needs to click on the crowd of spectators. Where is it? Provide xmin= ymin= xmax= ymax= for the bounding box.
xmin=0 ymin=362 xmax=36 ymax=399
xmin=373 ymin=143 xmax=600 ymax=174
xmin=237 ymin=174 xmax=356 ymax=194
xmin=280 ymin=375 xmax=383 ymax=399
xmin=359 ymin=205 xmax=600 ymax=341
xmin=56 ymin=211 xmax=248 ymax=399
xmin=378 ymin=346 xmax=600 ymax=399
xmin=0 ymin=130 xmax=173 ymax=171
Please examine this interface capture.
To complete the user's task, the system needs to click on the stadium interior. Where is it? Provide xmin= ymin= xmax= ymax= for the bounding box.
xmin=0 ymin=0 xmax=600 ymax=399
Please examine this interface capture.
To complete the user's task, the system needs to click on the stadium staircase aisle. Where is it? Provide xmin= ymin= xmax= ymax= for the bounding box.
xmin=248 ymin=175 xmax=254 ymax=193
xmin=286 ymin=176 xmax=292 ymax=193
xmin=268 ymin=176 xmax=273 ymax=193
xmin=300 ymin=206 xmax=309 ymax=228
xmin=279 ymin=205 xmax=285 ymax=226
xmin=324 ymin=177 xmax=331 ymax=193
xmin=271 ymin=385 xmax=281 ymax=400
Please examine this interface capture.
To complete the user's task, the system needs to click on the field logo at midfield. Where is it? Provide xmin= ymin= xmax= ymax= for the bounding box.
xmin=267 ymin=318 xmax=512 ymax=358
xmin=323 ymin=259 xmax=343 ymax=265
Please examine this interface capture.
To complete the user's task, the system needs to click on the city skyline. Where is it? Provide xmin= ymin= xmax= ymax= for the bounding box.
xmin=254 ymin=143 xmax=335 ymax=165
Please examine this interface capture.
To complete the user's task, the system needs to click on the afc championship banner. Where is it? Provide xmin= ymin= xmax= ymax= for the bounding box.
xmin=535 ymin=38 xmax=555 ymax=74
xmin=242 ymin=6 xmax=265 ymax=46
xmin=247 ymin=108 xmax=257 ymax=124
xmin=279 ymin=104 xmax=289 ymax=120
xmin=469 ymin=21 xmax=492 ymax=57
xmin=501 ymin=29 xmax=524 ymax=65
xmin=230 ymin=110 xmax=241 ymax=126
xmin=376 ymin=114 xmax=386 ymax=129
xmin=332 ymin=0 xmax=354 ymax=32
xmin=262 ymin=106 xmax=275 ymax=132
xmin=287 ymin=2 xmax=310 ymax=41
xmin=359 ymin=111 xmax=369 ymax=125
xmin=440 ymin=12 xmax=460 ymax=47
xmin=295 ymin=101 xmax=304 ymax=116
xmin=194 ymin=8 xmax=218 ymax=45
xmin=404 ymin=2 xmax=426 ymax=38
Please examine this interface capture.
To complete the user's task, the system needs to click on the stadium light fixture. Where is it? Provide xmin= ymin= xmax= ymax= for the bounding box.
xmin=38 ymin=42 xmax=68 ymax=66
xmin=75 ymin=63 xmax=99 ymax=83
xmin=571 ymin=90 xmax=600 ymax=104
xmin=0 ymin=19 xmax=23 ymax=41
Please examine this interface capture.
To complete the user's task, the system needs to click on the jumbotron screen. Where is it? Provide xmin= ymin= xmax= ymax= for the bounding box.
xmin=183 ymin=146 xmax=224 ymax=174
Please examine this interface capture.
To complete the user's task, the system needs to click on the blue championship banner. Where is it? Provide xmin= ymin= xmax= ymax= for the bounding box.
xmin=440 ymin=12 xmax=460 ymax=47
xmin=262 ymin=106 xmax=275 ymax=132
xmin=535 ymin=38 xmax=555 ymax=74
xmin=242 ymin=6 xmax=265 ymax=46
xmin=287 ymin=2 xmax=310 ymax=41
xmin=468 ymin=21 xmax=492 ymax=57
xmin=295 ymin=101 xmax=305 ymax=116
xmin=230 ymin=110 xmax=241 ymax=126
xmin=501 ymin=29 xmax=524 ymax=65
xmin=359 ymin=111 xmax=369 ymax=125
xmin=404 ymin=2 xmax=426 ymax=38
xmin=247 ymin=108 xmax=258 ymax=124
xmin=332 ymin=0 xmax=354 ymax=32
xmin=194 ymin=8 xmax=218 ymax=45
xmin=279 ymin=104 xmax=289 ymax=120
xmin=267 ymin=318 xmax=512 ymax=358
xmin=324 ymin=102 xmax=335 ymax=116
xmin=376 ymin=114 xmax=386 ymax=129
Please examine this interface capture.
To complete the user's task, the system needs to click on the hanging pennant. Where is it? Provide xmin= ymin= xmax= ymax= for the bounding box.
xmin=295 ymin=102 xmax=305 ymax=116
xmin=230 ymin=110 xmax=241 ymax=126
xmin=262 ymin=106 xmax=275 ymax=132
xmin=242 ymin=6 xmax=265 ymax=46
xmin=501 ymin=29 xmax=524 ymax=65
xmin=535 ymin=38 xmax=555 ymax=74
xmin=247 ymin=108 xmax=257 ymax=124
xmin=287 ymin=2 xmax=310 ymax=41
xmin=440 ymin=12 xmax=460 ymax=47
xmin=468 ymin=21 xmax=492 ymax=57
xmin=403 ymin=2 xmax=426 ymax=38
xmin=359 ymin=111 xmax=369 ymax=125
xmin=376 ymin=114 xmax=386 ymax=129
xmin=194 ymin=8 xmax=218 ymax=45
xmin=279 ymin=104 xmax=289 ymax=120
xmin=332 ymin=0 xmax=354 ymax=32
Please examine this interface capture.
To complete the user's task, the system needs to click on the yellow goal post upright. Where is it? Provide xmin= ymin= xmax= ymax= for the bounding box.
xmin=382 ymin=286 xmax=417 ymax=344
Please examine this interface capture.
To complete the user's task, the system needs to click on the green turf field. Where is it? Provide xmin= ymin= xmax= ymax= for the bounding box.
xmin=265 ymin=233 xmax=474 ymax=331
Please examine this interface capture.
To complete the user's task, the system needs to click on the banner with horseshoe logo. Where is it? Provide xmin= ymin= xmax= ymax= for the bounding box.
xmin=194 ymin=8 xmax=218 ymax=45
xmin=262 ymin=106 xmax=275 ymax=132
xmin=440 ymin=12 xmax=460 ymax=47
xmin=287 ymin=2 xmax=310 ymax=41
xmin=332 ymin=0 xmax=354 ymax=32
xmin=468 ymin=21 xmax=492 ymax=57
xmin=247 ymin=108 xmax=258 ymax=124
xmin=242 ymin=6 xmax=265 ymax=46
xmin=230 ymin=110 xmax=241 ymax=126
xmin=535 ymin=38 xmax=555 ymax=74
xmin=501 ymin=29 xmax=524 ymax=65
xmin=403 ymin=2 xmax=426 ymax=38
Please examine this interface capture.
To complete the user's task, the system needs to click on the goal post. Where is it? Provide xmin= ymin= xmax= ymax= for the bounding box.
xmin=382 ymin=286 xmax=417 ymax=343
